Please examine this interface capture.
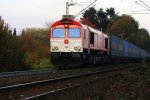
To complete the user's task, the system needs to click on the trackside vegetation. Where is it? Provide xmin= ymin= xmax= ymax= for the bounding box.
xmin=92 ymin=62 xmax=150 ymax=100
xmin=0 ymin=16 xmax=53 ymax=72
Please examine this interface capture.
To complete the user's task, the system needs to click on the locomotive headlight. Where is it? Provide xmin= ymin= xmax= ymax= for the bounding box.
xmin=77 ymin=46 xmax=81 ymax=51
xmin=74 ymin=46 xmax=81 ymax=51
xmin=52 ymin=46 xmax=58 ymax=51
xmin=74 ymin=46 xmax=78 ymax=51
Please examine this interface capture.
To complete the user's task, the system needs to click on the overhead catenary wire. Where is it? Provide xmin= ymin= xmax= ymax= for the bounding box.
xmin=132 ymin=12 xmax=150 ymax=14
xmin=74 ymin=0 xmax=97 ymax=18
xmin=132 ymin=10 xmax=149 ymax=12
xmin=135 ymin=0 xmax=150 ymax=11
xmin=131 ymin=0 xmax=150 ymax=16
xmin=120 ymin=0 xmax=132 ymax=15
xmin=140 ymin=0 xmax=150 ymax=10
xmin=66 ymin=0 xmax=96 ymax=16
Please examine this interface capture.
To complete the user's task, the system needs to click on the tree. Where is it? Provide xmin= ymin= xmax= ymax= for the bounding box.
xmin=82 ymin=8 xmax=150 ymax=51
xmin=0 ymin=16 xmax=12 ymax=67
xmin=20 ymin=28 xmax=51 ymax=69
xmin=81 ymin=7 xmax=97 ymax=28
xmin=106 ymin=14 xmax=150 ymax=51
xmin=136 ymin=28 xmax=150 ymax=51
xmin=13 ymin=28 xmax=17 ymax=36
xmin=0 ymin=16 xmax=24 ymax=72
xmin=81 ymin=7 xmax=118 ymax=32
xmin=22 ymin=28 xmax=50 ymax=47
xmin=106 ymin=15 xmax=139 ymax=41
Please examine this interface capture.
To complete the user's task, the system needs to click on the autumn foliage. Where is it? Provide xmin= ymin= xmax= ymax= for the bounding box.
xmin=80 ymin=18 xmax=95 ymax=28
xmin=20 ymin=28 xmax=52 ymax=70
xmin=0 ymin=16 xmax=52 ymax=72
xmin=0 ymin=16 xmax=23 ymax=72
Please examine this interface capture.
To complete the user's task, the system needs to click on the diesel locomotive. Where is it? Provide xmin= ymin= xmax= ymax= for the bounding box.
xmin=50 ymin=16 xmax=150 ymax=68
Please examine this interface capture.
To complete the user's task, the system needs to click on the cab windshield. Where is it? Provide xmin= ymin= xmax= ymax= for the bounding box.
xmin=68 ymin=28 xmax=80 ymax=38
xmin=53 ymin=28 xmax=65 ymax=38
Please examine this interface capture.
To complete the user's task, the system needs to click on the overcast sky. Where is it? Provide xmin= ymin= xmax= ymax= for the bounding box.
xmin=0 ymin=0 xmax=150 ymax=34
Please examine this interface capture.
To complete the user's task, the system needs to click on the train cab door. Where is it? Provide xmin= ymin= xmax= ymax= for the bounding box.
xmin=90 ymin=31 xmax=94 ymax=47
xmin=105 ymin=38 xmax=109 ymax=49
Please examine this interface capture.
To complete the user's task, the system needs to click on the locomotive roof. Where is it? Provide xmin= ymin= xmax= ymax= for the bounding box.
xmin=81 ymin=24 xmax=108 ymax=38
xmin=51 ymin=18 xmax=108 ymax=38
xmin=51 ymin=18 xmax=82 ymax=28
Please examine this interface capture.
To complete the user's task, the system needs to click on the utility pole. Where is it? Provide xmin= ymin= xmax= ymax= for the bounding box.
xmin=66 ymin=2 xmax=69 ymax=15
xmin=66 ymin=2 xmax=76 ymax=15
xmin=64 ymin=0 xmax=97 ymax=19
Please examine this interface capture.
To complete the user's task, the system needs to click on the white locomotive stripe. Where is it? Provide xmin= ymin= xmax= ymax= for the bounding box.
xmin=50 ymin=40 xmax=83 ymax=52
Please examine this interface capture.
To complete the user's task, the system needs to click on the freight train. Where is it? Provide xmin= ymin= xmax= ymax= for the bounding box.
xmin=50 ymin=16 xmax=150 ymax=68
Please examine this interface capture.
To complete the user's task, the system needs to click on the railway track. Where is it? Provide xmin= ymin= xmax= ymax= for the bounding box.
xmin=0 ymin=64 xmax=133 ymax=87
xmin=0 ymin=70 xmax=50 ymax=79
xmin=0 ymin=64 xmax=139 ymax=100
xmin=0 ymin=69 xmax=54 ymax=87
xmin=0 ymin=68 xmax=99 ymax=87
xmin=0 ymin=66 xmax=113 ymax=87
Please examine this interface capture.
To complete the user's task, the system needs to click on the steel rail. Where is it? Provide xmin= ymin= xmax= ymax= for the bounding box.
xmin=0 ymin=64 xmax=139 ymax=100
xmin=24 ymin=66 xmax=138 ymax=100
xmin=0 ymin=66 xmax=128 ymax=90
xmin=0 ymin=69 xmax=51 ymax=79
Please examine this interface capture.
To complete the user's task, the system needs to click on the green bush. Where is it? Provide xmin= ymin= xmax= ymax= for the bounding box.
xmin=32 ymin=58 xmax=54 ymax=70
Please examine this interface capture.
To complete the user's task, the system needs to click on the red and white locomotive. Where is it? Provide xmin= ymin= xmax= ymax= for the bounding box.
xmin=50 ymin=15 xmax=150 ymax=68
xmin=50 ymin=16 xmax=110 ymax=68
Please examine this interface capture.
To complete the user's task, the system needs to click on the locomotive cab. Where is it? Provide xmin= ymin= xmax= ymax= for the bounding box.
xmin=50 ymin=18 xmax=83 ymax=67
